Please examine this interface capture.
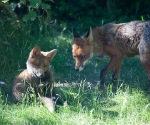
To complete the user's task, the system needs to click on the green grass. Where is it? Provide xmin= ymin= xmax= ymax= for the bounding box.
xmin=1 ymin=84 xmax=150 ymax=125
xmin=0 ymin=19 xmax=150 ymax=125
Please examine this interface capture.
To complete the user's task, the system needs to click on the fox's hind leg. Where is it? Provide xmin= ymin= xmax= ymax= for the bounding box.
xmin=139 ymin=30 xmax=150 ymax=91
xmin=112 ymin=60 xmax=122 ymax=84
xmin=139 ymin=53 xmax=150 ymax=91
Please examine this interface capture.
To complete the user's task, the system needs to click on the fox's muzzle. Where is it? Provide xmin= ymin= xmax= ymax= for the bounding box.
xmin=31 ymin=68 xmax=45 ymax=78
xmin=75 ymin=66 xmax=84 ymax=72
xmin=26 ymin=61 xmax=45 ymax=78
xmin=35 ymin=72 xmax=44 ymax=78
xmin=75 ymin=59 xmax=89 ymax=72
xmin=75 ymin=68 xmax=79 ymax=71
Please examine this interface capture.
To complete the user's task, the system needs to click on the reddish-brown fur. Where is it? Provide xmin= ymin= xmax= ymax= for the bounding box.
xmin=12 ymin=46 xmax=59 ymax=103
xmin=72 ymin=21 xmax=150 ymax=91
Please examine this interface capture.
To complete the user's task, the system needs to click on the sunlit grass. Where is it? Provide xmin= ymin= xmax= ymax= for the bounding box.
xmin=0 ymin=83 xmax=150 ymax=125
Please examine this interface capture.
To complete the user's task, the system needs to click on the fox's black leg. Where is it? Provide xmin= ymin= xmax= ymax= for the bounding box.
xmin=97 ymin=69 xmax=105 ymax=90
xmin=112 ymin=72 xmax=118 ymax=85
xmin=97 ymin=55 xmax=123 ymax=90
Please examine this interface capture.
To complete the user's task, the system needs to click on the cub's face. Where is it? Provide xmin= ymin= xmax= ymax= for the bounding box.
xmin=27 ymin=46 xmax=57 ymax=78
xmin=72 ymin=28 xmax=93 ymax=71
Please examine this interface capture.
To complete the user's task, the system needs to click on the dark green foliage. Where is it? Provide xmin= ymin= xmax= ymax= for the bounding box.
xmin=48 ymin=0 xmax=150 ymax=31
xmin=6 ymin=0 xmax=150 ymax=32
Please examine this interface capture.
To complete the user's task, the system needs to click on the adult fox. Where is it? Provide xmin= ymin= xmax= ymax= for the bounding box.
xmin=72 ymin=21 xmax=150 ymax=91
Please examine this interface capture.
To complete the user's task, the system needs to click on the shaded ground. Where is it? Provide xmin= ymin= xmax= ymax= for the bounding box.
xmin=55 ymin=55 xmax=148 ymax=91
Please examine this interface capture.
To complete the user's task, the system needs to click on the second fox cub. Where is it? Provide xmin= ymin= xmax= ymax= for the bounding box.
xmin=13 ymin=46 xmax=62 ymax=112
xmin=72 ymin=21 xmax=150 ymax=91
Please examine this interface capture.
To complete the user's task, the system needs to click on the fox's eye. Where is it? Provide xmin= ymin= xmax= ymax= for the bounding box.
xmin=73 ymin=55 xmax=76 ymax=59
xmin=34 ymin=63 xmax=39 ymax=67
xmin=81 ymin=55 xmax=85 ymax=59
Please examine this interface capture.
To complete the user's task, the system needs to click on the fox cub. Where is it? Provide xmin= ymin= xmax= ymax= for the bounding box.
xmin=12 ymin=46 xmax=61 ymax=112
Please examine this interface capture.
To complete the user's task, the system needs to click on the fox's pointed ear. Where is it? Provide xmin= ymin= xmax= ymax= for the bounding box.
xmin=46 ymin=49 xmax=57 ymax=61
xmin=72 ymin=28 xmax=80 ymax=38
xmin=87 ymin=27 xmax=93 ymax=42
xmin=83 ymin=30 xmax=90 ymax=38
xmin=83 ymin=27 xmax=93 ymax=44
xmin=86 ymin=27 xmax=93 ymax=42
xmin=30 ymin=46 xmax=41 ymax=58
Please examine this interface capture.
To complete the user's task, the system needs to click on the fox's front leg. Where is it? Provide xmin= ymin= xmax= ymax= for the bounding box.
xmin=98 ymin=56 xmax=123 ymax=90
xmin=97 ymin=69 xmax=106 ymax=89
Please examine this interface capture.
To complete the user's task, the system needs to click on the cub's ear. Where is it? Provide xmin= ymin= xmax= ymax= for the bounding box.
xmin=46 ymin=49 xmax=57 ymax=61
xmin=30 ymin=46 xmax=41 ymax=58
xmin=72 ymin=28 xmax=80 ymax=38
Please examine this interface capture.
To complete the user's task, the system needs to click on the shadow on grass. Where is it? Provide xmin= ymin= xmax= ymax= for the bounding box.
xmin=56 ymin=55 xmax=149 ymax=91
